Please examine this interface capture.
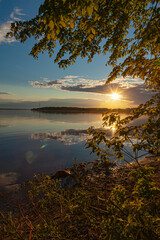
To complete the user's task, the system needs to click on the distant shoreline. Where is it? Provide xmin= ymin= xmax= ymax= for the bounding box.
xmin=0 ymin=108 xmax=30 ymax=110
xmin=31 ymin=107 xmax=135 ymax=114
xmin=0 ymin=107 xmax=136 ymax=114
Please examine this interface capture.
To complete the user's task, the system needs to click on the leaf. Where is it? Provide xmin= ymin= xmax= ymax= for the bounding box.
xmin=87 ymin=6 xmax=93 ymax=16
xmin=91 ymin=28 xmax=96 ymax=35
xmin=56 ymin=28 xmax=60 ymax=35
xmin=49 ymin=20 xmax=54 ymax=30
xmin=70 ymin=22 xmax=74 ymax=29
xmin=61 ymin=21 xmax=66 ymax=27
xmin=38 ymin=18 xmax=41 ymax=24
xmin=43 ymin=18 xmax=46 ymax=25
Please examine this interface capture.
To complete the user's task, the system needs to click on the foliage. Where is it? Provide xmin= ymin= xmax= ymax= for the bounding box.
xmin=7 ymin=0 xmax=160 ymax=88
xmin=0 ymin=161 xmax=160 ymax=239
xmin=87 ymin=93 xmax=160 ymax=165
xmin=6 ymin=0 xmax=160 ymax=157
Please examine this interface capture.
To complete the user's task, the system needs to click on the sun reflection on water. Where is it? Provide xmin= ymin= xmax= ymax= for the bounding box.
xmin=111 ymin=123 xmax=116 ymax=131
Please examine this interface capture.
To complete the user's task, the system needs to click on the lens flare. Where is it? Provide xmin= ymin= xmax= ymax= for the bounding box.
xmin=25 ymin=151 xmax=37 ymax=164
xmin=41 ymin=144 xmax=47 ymax=149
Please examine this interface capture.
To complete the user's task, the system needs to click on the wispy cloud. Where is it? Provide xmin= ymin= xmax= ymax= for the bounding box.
xmin=0 ymin=7 xmax=24 ymax=44
xmin=30 ymin=75 xmax=143 ymax=92
xmin=64 ymin=75 xmax=79 ymax=79
xmin=30 ymin=76 xmax=106 ymax=89
xmin=113 ymin=76 xmax=143 ymax=88
xmin=10 ymin=8 xmax=25 ymax=21
xmin=0 ymin=91 xmax=12 ymax=95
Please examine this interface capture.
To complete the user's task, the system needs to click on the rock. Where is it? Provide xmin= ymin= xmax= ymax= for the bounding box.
xmin=51 ymin=170 xmax=72 ymax=179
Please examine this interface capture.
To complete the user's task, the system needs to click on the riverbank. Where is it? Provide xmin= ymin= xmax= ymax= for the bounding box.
xmin=0 ymin=155 xmax=159 ymax=209
xmin=0 ymin=155 xmax=160 ymax=239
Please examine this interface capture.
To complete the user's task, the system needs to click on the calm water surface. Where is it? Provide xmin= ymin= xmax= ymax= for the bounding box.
xmin=0 ymin=110 xmax=105 ymax=190
xmin=0 ymin=110 xmax=147 ymax=191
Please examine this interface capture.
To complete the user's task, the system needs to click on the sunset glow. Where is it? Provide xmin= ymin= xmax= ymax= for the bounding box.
xmin=111 ymin=93 xmax=121 ymax=100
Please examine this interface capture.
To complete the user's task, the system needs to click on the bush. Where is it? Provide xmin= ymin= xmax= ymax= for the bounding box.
xmin=0 ymin=160 xmax=160 ymax=240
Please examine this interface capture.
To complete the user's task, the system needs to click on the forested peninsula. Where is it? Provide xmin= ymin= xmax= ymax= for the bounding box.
xmin=31 ymin=107 xmax=135 ymax=114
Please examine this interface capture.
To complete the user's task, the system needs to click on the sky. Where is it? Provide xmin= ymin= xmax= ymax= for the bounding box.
xmin=0 ymin=0 xmax=153 ymax=109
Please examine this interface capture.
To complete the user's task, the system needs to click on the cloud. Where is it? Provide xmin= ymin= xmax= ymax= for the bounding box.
xmin=29 ymin=76 xmax=154 ymax=105
xmin=30 ymin=76 xmax=143 ymax=92
xmin=30 ymin=76 xmax=105 ymax=89
xmin=113 ymin=76 xmax=143 ymax=88
xmin=61 ymin=83 xmax=153 ymax=105
xmin=31 ymin=79 xmax=61 ymax=88
xmin=0 ymin=8 xmax=24 ymax=44
xmin=121 ymin=85 xmax=153 ymax=105
xmin=10 ymin=8 xmax=25 ymax=21
xmin=0 ymin=91 xmax=12 ymax=95
xmin=64 ymin=75 xmax=79 ymax=79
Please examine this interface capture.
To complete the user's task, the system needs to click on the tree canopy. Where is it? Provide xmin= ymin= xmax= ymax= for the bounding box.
xmin=7 ymin=0 xmax=160 ymax=89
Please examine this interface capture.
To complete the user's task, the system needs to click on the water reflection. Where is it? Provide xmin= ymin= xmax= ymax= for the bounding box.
xmin=31 ymin=128 xmax=112 ymax=146
xmin=0 ymin=110 xmax=147 ymax=191
xmin=0 ymin=111 xmax=104 ymax=189
xmin=0 ymin=124 xmax=12 ymax=128
xmin=31 ymin=129 xmax=89 ymax=145
xmin=0 ymin=172 xmax=20 ymax=191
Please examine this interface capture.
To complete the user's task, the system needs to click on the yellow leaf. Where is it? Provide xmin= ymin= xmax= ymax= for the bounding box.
xmin=91 ymin=28 xmax=96 ymax=35
xmin=87 ymin=6 xmax=93 ymax=16
xmin=70 ymin=22 xmax=74 ymax=29
xmin=47 ymin=34 xmax=51 ymax=40
xmin=56 ymin=28 xmax=60 ymax=35
xmin=38 ymin=18 xmax=41 ymax=24
xmin=49 ymin=20 xmax=54 ymax=30
xmin=87 ymin=34 xmax=94 ymax=41
xmin=61 ymin=21 xmax=66 ymax=27
xmin=50 ymin=32 xmax=56 ymax=40
xmin=94 ymin=4 xmax=98 ymax=12
xmin=43 ymin=18 xmax=46 ymax=25
xmin=82 ymin=8 xmax=85 ymax=15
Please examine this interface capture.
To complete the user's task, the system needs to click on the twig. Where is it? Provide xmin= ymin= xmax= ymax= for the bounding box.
xmin=97 ymin=196 xmax=128 ymax=216
xmin=90 ymin=205 xmax=108 ymax=213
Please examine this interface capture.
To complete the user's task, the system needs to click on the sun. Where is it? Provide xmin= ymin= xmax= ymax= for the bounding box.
xmin=111 ymin=92 xmax=121 ymax=100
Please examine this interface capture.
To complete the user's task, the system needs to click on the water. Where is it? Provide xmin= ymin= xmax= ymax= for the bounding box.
xmin=0 ymin=110 xmax=105 ymax=190
xmin=0 ymin=110 xmax=147 ymax=191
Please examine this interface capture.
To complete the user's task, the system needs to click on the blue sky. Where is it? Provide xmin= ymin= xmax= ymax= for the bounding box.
xmin=0 ymin=0 xmax=153 ymax=108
